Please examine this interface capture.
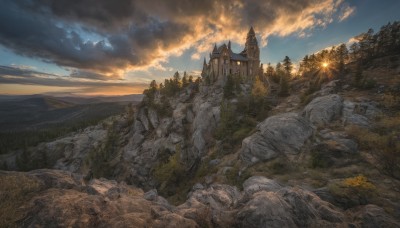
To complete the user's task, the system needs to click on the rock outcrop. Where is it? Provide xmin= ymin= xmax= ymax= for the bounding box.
xmin=303 ymin=94 xmax=344 ymax=126
xmin=2 ymin=170 xmax=398 ymax=228
xmin=342 ymin=99 xmax=381 ymax=127
xmin=240 ymin=113 xmax=314 ymax=164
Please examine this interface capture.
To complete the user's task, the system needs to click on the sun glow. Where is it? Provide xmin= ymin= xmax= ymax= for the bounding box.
xmin=322 ymin=62 xmax=329 ymax=68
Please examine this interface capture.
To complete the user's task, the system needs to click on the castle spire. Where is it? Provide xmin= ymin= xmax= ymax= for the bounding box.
xmin=203 ymin=57 xmax=207 ymax=65
xmin=248 ymin=26 xmax=255 ymax=35
xmin=212 ymin=43 xmax=217 ymax=53
xmin=228 ymin=40 xmax=231 ymax=50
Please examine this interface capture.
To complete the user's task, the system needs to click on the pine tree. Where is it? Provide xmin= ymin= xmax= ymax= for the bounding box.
xmin=252 ymin=76 xmax=268 ymax=98
xmin=266 ymin=63 xmax=275 ymax=79
xmin=223 ymin=75 xmax=235 ymax=99
xmin=337 ymin=43 xmax=348 ymax=76
xmin=282 ymin=56 xmax=293 ymax=77
xmin=182 ymin=73 xmax=189 ymax=87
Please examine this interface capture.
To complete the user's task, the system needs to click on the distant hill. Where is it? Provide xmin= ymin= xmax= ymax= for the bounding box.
xmin=0 ymin=94 xmax=142 ymax=154
xmin=0 ymin=94 xmax=141 ymax=132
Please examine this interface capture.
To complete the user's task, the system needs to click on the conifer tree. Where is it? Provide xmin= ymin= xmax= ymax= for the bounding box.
xmin=252 ymin=76 xmax=268 ymax=99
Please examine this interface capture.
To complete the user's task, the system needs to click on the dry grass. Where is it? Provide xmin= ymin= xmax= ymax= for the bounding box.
xmin=0 ymin=173 xmax=41 ymax=227
xmin=346 ymin=113 xmax=400 ymax=179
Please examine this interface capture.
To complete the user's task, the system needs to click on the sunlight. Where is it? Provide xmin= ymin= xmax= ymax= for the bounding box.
xmin=322 ymin=62 xmax=329 ymax=68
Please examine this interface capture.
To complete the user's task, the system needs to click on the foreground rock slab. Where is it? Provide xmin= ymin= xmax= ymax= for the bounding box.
xmin=240 ymin=113 xmax=314 ymax=164
xmin=1 ymin=170 xmax=398 ymax=228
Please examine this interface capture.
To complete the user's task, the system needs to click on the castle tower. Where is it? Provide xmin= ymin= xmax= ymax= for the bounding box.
xmin=244 ymin=26 xmax=260 ymax=79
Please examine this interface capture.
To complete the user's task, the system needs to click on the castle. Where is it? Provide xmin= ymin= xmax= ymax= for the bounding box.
xmin=201 ymin=27 xmax=262 ymax=84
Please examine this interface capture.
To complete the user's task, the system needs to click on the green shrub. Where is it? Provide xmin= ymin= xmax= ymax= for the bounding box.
xmin=269 ymin=159 xmax=289 ymax=174
xmin=153 ymin=146 xmax=185 ymax=191
xmin=309 ymin=149 xmax=333 ymax=169
xmin=232 ymin=127 xmax=252 ymax=142
xmin=225 ymin=165 xmax=251 ymax=189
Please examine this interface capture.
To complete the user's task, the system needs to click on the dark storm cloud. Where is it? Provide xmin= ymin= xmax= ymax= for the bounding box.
xmin=0 ymin=0 xmax=350 ymax=79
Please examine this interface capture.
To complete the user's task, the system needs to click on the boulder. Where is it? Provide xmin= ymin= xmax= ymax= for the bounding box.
xmin=303 ymin=94 xmax=343 ymax=126
xmin=349 ymin=204 xmax=400 ymax=228
xmin=342 ymin=100 xmax=381 ymax=127
xmin=240 ymin=113 xmax=314 ymax=164
xmin=242 ymin=176 xmax=282 ymax=195
xmin=236 ymin=191 xmax=297 ymax=227
xmin=144 ymin=189 xmax=158 ymax=201
xmin=236 ymin=185 xmax=345 ymax=227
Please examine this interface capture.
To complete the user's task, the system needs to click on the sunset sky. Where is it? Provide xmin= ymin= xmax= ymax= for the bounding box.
xmin=0 ymin=0 xmax=399 ymax=96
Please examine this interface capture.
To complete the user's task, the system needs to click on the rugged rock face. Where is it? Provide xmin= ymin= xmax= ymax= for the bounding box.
xmin=2 ymin=69 xmax=399 ymax=227
xmin=2 ymin=170 xmax=398 ymax=228
xmin=38 ymin=124 xmax=108 ymax=173
xmin=240 ymin=113 xmax=314 ymax=164
xmin=342 ymin=99 xmax=381 ymax=127
xmin=303 ymin=94 xmax=344 ymax=126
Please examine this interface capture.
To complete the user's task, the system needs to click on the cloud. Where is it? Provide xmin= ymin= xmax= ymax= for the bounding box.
xmin=0 ymin=0 xmax=352 ymax=80
xmin=69 ymin=70 xmax=121 ymax=81
xmin=0 ymin=65 xmax=146 ymax=90
xmin=339 ymin=5 xmax=356 ymax=22
xmin=347 ymin=37 xmax=358 ymax=46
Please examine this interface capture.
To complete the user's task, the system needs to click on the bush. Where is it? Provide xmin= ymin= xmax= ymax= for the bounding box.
xmin=232 ymin=127 xmax=253 ymax=142
xmin=85 ymin=123 xmax=120 ymax=178
xmin=309 ymin=149 xmax=333 ymax=168
xmin=153 ymin=146 xmax=186 ymax=192
xmin=225 ymin=165 xmax=251 ymax=189
xmin=328 ymin=174 xmax=376 ymax=208
xmin=347 ymin=123 xmax=400 ymax=179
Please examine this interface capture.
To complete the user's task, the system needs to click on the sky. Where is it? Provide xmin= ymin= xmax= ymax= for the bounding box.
xmin=0 ymin=0 xmax=399 ymax=96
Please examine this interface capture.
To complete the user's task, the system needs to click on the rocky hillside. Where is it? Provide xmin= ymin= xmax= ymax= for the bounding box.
xmin=1 ymin=56 xmax=400 ymax=227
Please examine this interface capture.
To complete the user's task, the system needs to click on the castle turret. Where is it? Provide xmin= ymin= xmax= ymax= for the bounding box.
xmin=212 ymin=44 xmax=218 ymax=53
xmin=245 ymin=26 xmax=259 ymax=60
xmin=244 ymin=26 xmax=260 ymax=79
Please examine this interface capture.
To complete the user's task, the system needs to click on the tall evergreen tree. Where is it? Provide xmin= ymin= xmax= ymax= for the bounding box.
xmin=282 ymin=56 xmax=293 ymax=77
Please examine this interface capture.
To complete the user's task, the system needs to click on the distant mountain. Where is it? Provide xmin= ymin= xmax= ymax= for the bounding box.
xmin=0 ymin=94 xmax=143 ymax=104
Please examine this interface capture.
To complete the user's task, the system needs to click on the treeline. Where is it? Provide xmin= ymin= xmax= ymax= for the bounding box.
xmin=143 ymin=71 xmax=201 ymax=98
xmin=298 ymin=21 xmax=400 ymax=77
xmin=142 ymin=71 xmax=201 ymax=116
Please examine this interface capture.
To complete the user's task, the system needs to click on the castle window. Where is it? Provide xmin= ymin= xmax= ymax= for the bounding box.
xmin=237 ymin=61 xmax=241 ymax=65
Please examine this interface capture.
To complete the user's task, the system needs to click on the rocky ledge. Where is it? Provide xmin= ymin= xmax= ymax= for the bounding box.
xmin=1 ymin=169 xmax=398 ymax=228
